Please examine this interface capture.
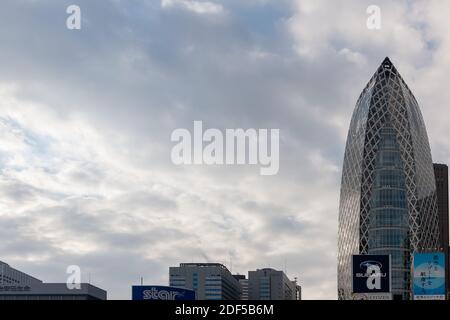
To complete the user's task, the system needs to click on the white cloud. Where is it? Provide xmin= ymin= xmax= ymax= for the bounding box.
xmin=1 ymin=0 xmax=450 ymax=300
xmin=287 ymin=0 xmax=428 ymax=63
xmin=161 ymin=0 xmax=224 ymax=15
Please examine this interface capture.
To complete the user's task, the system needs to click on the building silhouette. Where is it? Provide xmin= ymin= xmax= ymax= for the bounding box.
xmin=433 ymin=163 xmax=449 ymax=296
xmin=233 ymin=274 xmax=248 ymax=300
xmin=248 ymin=268 xmax=300 ymax=300
xmin=0 ymin=261 xmax=106 ymax=300
xmin=169 ymin=263 xmax=241 ymax=300
xmin=338 ymin=57 xmax=440 ymax=300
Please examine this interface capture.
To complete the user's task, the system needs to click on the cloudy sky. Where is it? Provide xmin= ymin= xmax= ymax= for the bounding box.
xmin=1 ymin=0 xmax=450 ymax=300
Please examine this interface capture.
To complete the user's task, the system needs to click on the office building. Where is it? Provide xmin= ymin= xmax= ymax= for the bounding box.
xmin=169 ymin=263 xmax=241 ymax=300
xmin=233 ymin=274 xmax=248 ymax=300
xmin=338 ymin=57 xmax=440 ymax=300
xmin=248 ymin=268 xmax=300 ymax=300
xmin=434 ymin=164 xmax=449 ymax=251
xmin=0 ymin=261 xmax=106 ymax=300
xmin=433 ymin=163 xmax=449 ymax=297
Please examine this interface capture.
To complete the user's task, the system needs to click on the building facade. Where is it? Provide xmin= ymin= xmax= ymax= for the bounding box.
xmin=338 ymin=57 xmax=440 ymax=300
xmin=0 ymin=261 xmax=106 ymax=300
xmin=248 ymin=268 xmax=300 ymax=300
xmin=433 ymin=163 xmax=449 ymax=297
xmin=233 ymin=274 xmax=248 ymax=300
xmin=169 ymin=263 xmax=241 ymax=300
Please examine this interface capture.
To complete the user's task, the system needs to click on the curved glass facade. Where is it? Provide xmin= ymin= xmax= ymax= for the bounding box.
xmin=337 ymin=58 xmax=440 ymax=300
xmin=368 ymin=124 xmax=410 ymax=299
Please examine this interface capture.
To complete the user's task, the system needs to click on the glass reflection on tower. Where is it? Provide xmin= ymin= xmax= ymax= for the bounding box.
xmin=337 ymin=58 xmax=440 ymax=300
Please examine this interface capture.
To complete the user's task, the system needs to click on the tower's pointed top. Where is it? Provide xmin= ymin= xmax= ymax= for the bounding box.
xmin=382 ymin=57 xmax=392 ymax=64
xmin=381 ymin=57 xmax=393 ymax=70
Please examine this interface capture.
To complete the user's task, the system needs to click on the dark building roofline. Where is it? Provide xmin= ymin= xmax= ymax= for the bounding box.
xmin=179 ymin=263 xmax=230 ymax=270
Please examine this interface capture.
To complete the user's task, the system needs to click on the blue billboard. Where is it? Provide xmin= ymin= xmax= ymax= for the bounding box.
xmin=413 ymin=252 xmax=446 ymax=300
xmin=132 ymin=286 xmax=196 ymax=301
xmin=352 ymin=255 xmax=391 ymax=294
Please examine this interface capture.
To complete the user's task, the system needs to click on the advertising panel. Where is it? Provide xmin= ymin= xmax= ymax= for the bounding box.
xmin=352 ymin=255 xmax=391 ymax=296
xmin=413 ymin=252 xmax=446 ymax=300
xmin=132 ymin=286 xmax=196 ymax=301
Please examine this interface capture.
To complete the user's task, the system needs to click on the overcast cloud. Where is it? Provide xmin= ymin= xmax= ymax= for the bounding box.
xmin=1 ymin=0 xmax=450 ymax=299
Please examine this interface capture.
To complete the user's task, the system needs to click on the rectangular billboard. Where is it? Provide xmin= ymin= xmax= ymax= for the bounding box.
xmin=352 ymin=255 xmax=391 ymax=295
xmin=413 ymin=252 xmax=446 ymax=300
xmin=132 ymin=286 xmax=196 ymax=301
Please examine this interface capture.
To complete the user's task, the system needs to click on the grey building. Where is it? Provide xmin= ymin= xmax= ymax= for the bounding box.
xmin=169 ymin=263 xmax=241 ymax=300
xmin=233 ymin=274 xmax=248 ymax=300
xmin=433 ymin=163 xmax=449 ymax=297
xmin=338 ymin=57 xmax=440 ymax=300
xmin=0 ymin=261 xmax=106 ymax=300
xmin=248 ymin=268 xmax=300 ymax=300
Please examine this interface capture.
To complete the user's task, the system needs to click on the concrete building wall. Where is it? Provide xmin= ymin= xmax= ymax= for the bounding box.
xmin=248 ymin=268 xmax=299 ymax=300
xmin=0 ymin=261 xmax=106 ymax=300
xmin=169 ymin=263 xmax=241 ymax=300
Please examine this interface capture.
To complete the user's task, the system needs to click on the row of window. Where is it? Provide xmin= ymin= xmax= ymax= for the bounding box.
xmin=371 ymin=189 xmax=407 ymax=208
xmin=377 ymin=150 xmax=403 ymax=167
xmin=374 ymin=169 xmax=406 ymax=188
xmin=369 ymin=249 xmax=410 ymax=268
xmin=379 ymin=133 xmax=398 ymax=149
xmin=368 ymin=229 xmax=409 ymax=248
xmin=369 ymin=208 xmax=408 ymax=228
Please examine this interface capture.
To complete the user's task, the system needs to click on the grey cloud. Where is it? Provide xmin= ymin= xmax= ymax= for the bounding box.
xmin=1 ymin=0 xmax=449 ymax=300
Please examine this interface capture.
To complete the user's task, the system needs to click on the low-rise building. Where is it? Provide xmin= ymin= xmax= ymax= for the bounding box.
xmin=0 ymin=261 xmax=106 ymax=300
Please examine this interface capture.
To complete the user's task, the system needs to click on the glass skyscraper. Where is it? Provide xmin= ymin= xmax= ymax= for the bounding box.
xmin=337 ymin=57 xmax=440 ymax=300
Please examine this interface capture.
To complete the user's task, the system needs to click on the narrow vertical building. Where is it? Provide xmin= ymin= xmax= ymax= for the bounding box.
xmin=433 ymin=163 xmax=449 ymax=296
xmin=233 ymin=274 xmax=249 ymax=300
xmin=338 ymin=57 xmax=440 ymax=300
